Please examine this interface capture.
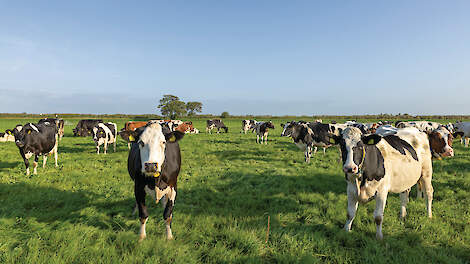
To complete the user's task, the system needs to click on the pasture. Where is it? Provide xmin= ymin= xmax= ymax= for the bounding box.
xmin=0 ymin=118 xmax=469 ymax=263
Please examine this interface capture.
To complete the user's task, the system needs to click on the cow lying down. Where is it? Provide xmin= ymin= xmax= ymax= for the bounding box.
xmin=326 ymin=127 xmax=433 ymax=240
xmin=127 ymin=121 xmax=185 ymax=241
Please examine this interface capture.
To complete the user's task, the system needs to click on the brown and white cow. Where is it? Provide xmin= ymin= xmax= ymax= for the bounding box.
xmin=326 ymin=127 xmax=433 ymax=240
xmin=127 ymin=121 xmax=185 ymax=241
xmin=125 ymin=121 xmax=148 ymax=132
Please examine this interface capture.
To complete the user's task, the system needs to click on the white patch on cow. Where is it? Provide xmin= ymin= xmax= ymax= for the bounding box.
xmin=29 ymin=123 xmax=39 ymax=133
xmin=25 ymin=152 xmax=33 ymax=159
xmin=139 ymin=122 xmax=166 ymax=175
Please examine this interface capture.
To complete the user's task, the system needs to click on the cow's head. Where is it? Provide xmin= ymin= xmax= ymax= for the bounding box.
xmin=92 ymin=125 xmax=106 ymax=141
xmin=130 ymin=122 xmax=184 ymax=177
xmin=14 ymin=123 xmax=37 ymax=148
xmin=328 ymin=127 xmax=382 ymax=175
xmin=428 ymin=127 xmax=454 ymax=158
xmin=266 ymin=121 xmax=275 ymax=129
xmin=281 ymin=121 xmax=296 ymax=137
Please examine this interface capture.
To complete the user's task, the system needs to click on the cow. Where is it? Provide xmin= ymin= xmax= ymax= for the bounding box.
xmin=396 ymin=121 xmax=441 ymax=133
xmin=118 ymin=129 xmax=133 ymax=149
xmin=287 ymin=123 xmax=331 ymax=162
xmin=39 ymin=118 xmax=65 ymax=140
xmin=73 ymin=119 xmax=103 ymax=137
xmin=12 ymin=122 xmax=59 ymax=175
xmin=453 ymin=121 xmax=470 ymax=147
xmin=156 ymin=120 xmax=183 ymax=132
xmin=92 ymin=122 xmax=117 ymax=154
xmin=127 ymin=121 xmax=185 ymax=241
xmin=325 ymin=127 xmax=433 ymax=240
xmin=241 ymin=120 xmax=257 ymax=134
xmin=206 ymin=119 xmax=228 ymax=134
xmin=253 ymin=121 xmax=275 ymax=144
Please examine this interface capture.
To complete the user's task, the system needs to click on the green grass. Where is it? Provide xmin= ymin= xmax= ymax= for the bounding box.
xmin=0 ymin=118 xmax=469 ymax=263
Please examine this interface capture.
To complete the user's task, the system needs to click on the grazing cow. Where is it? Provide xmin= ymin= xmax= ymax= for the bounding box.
xmin=73 ymin=119 xmax=103 ymax=137
xmin=127 ymin=121 xmax=185 ymax=241
xmin=39 ymin=118 xmax=65 ymax=140
xmin=241 ymin=120 xmax=257 ymax=134
xmin=125 ymin=121 xmax=148 ymax=132
xmin=206 ymin=119 xmax=228 ymax=134
xmin=12 ymin=122 xmax=59 ymax=175
xmin=453 ymin=121 xmax=470 ymax=147
xmin=326 ymin=127 xmax=433 ymax=239
xmin=288 ymin=123 xmax=332 ymax=162
xmin=92 ymin=122 xmax=117 ymax=154
xmin=396 ymin=121 xmax=441 ymax=133
xmin=253 ymin=121 xmax=275 ymax=144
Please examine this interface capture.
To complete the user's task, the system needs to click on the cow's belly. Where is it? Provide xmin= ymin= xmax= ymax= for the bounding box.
xmin=385 ymin=161 xmax=422 ymax=193
xmin=295 ymin=142 xmax=307 ymax=150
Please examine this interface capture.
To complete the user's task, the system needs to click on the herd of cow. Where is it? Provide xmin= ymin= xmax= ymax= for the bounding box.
xmin=2 ymin=117 xmax=470 ymax=241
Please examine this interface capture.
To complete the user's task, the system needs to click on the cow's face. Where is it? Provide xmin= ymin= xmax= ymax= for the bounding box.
xmin=14 ymin=124 xmax=37 ymax=148
xmin=429 ymin=128 xmax=454 ymax=158
xmin=266 ymin=122 xmax=275 ymax=129
xmin=133 ymin=122 xmax=184 ymax=177
xmin=281 ymin=122 xmax=295 ymax=137
xmin=329 ymin=127 xmax=371 ymax=174
xmin=92 ymin=126 xmax=106 ymax=141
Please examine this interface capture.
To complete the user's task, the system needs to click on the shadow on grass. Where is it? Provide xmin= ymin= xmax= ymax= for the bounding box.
xmin=0 ymin=161 xmax=19 ymax=170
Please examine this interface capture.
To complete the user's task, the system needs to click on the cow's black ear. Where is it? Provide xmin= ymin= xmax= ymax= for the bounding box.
xmin=166 ymin=131 xmax=184 ymax=142
xmin=362 ymin=134 xmax=382 ymax=145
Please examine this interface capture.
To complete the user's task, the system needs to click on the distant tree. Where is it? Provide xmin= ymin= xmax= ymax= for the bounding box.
xmin=220 ymin=111 xmax=230 ymax=118
xmin=186 ymin=101 xmax=203 ymax=116
xmin=157 ymin=95 xmax=187 ymax=119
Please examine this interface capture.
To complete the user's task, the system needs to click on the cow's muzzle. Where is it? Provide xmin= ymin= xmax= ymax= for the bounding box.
xmin=144 ymin=162 xmax=160 ymax=177
xmin=15 ymin=140 xmax=24 ymax=148
xmin=343 ymin=164 xmax=359 ymax=174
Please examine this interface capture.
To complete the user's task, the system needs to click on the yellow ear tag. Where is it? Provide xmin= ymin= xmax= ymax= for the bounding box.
xmin=169 ymin=135 xmax=176 ymax=142
xmin=27 ymin=130 xmax=31 ymax=134
xmin=154 ymin=171 xmax=160 ymax=178
xmin=367 ymin=138 xmax=374 ymax=145
xmin=7 ymin=131 xmax=11 ymax=135
xmin=329 ymin=137 xmax=335 ymax=144
xmin=129 ymin=135 xmax=135 ymax=142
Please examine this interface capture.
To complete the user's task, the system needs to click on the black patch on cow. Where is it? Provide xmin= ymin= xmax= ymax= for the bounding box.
xmin=383 ymin=135 xmax=419 ymax=161
xmin=361 ymin=144 xmax=385 ymax=182
xmin=163 ymin=200 xmax=174 ymax=220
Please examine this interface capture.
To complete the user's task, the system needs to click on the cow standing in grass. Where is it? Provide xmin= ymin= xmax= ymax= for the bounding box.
xmin=325 ymin=127 xmax=433 ymax=240
xmin=254 ymin=121 xmax=275 ymax=144
xmin=92 ymin=122 xmax=117 ymax=154
xmin=127 ymin=121 xmax=185 ymax=241
xmin=12 ymin=122 xmax=59 ymax=175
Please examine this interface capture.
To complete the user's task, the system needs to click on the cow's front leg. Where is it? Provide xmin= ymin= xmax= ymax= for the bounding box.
xmin=96 ymin=144 xmax=100 ymax=154
xmin=135 ymin=184 xmax=149 ymax=241
xmin=345 ymin=183 xmax=358 ymax=231
xmin=24 ymin=158 xmax=30 ymax=175
xmin=33 ymin=155 xmax=39 ymax=175
xmin=305 ymin=146 xmax=311 ymax=163
xmin=43 ymin=154 xmax=48 ymax=168
xmin=164 ymin=187 xmax=176 ymax=240
xmin=374 ymin=191 xmax=388 ymax=240
xmin=104 ymin=141 xmax=108 ymax=154
xmin=313 ymin=146 xmax=318 ymax=155
xmin=256 ymin=134 xmax=260 ymax=144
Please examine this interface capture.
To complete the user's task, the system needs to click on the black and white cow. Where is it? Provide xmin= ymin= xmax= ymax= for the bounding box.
xmin=287 ymin=123 xmax=331 ymax=162
xmin=253 ymin=121 xmax=275 ymax=144
xmin=39 ymin=118 xmax=65 ymax=140
xmin=92 ymin=122 xmax=117 ymax=154
xmin=206 ymin=119 xmax=228 ymax=134
xmin=73 ymin=119 xmax=103 ymax=137
xmin=326 ymin=127 xmax=433 ymax=240
xmin=453 ymin=121 xmax=470 ymax=147
xmin=241 ymin=120 xmax=257 ymax=134
xmin=0 ymin=129 xmax=15 ymax=142
xmin=396 ymin=121 xmax=441 ymax=133
xmin=127 ymin=121 xmax=185 ymax=241
xmin=12 ymin=122 xmax=59 ymax=175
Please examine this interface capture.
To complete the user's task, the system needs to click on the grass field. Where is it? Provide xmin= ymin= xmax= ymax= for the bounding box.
xmin=0 ymin=118 xmax=469 ymax=263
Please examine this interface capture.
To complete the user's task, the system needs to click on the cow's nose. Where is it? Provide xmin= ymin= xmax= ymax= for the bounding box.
xmin=343 ymin=165 xmax=359 ymax=174
xmin=144 ymin=163 xmax=158 ymax=173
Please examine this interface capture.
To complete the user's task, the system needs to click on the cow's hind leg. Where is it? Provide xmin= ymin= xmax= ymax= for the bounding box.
xmin=374 ymin=191 xmax=388 ymax=240
xmin=344 ymin=184 xmax=359 ymax=232
xmin=43 ymin=155 xmax=48 ymax=168
xmin=313 ymin=146 xmax=318 ymax=155
xmin=399 ymin=189 xmax=410 ymax=219
xmin=164 ymin=187 xmax=176 ymax=240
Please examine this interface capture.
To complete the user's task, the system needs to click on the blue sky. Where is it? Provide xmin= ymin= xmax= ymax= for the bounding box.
xmin=1 ymin=1 xmax=469 ymax=115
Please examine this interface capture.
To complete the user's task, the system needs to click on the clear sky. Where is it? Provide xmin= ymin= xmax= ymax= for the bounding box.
xmin=1 ymin=1 xmax=469 ymax=116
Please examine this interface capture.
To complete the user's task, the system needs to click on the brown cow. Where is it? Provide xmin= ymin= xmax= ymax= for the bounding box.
xmin=175 ymin=121 xmax=197 ymax=134
xmin=125 ymin=121 xmax=148 ymax=131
